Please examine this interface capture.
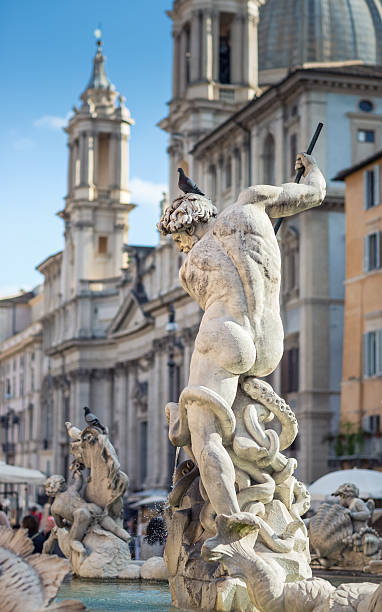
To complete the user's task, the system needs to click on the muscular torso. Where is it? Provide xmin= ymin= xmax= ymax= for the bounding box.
xmin=180 ymin=201 xmax=284 ymax=376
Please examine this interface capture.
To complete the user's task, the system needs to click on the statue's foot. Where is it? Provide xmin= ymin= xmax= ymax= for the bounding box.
xmin=202 ymin=512 xmax=261 ymax=564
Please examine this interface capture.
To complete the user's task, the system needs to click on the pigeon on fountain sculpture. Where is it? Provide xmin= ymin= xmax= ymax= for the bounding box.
xmin=83 ymin=407 xmax=108 ymax=434
xmin=177 ymin=168 xmax=205 ymax=196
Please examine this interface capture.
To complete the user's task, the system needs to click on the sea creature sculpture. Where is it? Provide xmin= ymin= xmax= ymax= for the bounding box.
xmin=0 ymin=526 xmax=86 ymax=611
xmin=44 ymin=419 xmax=131 ymax=578
xmin=309 ymin=483 xmax=382 ymax=569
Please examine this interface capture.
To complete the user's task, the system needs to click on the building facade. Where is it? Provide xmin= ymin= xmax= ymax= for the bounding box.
xmin=1 ymin=1 xmax=382 ymax=495
xmin=336 ymin=150 xmax=382 ymax=467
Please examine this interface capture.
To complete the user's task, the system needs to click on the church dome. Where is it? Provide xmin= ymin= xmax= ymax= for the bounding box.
xmin=258 ymin=0 xmax=382 ymax=81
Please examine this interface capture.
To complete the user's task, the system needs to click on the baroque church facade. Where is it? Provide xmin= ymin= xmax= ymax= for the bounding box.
xmin=1 ymin=0 xmax=382 ymax=494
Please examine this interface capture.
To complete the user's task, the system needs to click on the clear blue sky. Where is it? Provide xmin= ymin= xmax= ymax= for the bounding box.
xmin=0 ymin=0 xmax=173 ymax=296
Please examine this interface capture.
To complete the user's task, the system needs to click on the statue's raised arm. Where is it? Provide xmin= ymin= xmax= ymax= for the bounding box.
xmin=238 ymin=153 xmax=326 ymax=219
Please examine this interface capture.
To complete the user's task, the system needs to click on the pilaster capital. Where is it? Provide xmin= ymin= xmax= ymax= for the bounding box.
xmin=153 ymin=336 xmax=169 ymax=354
xmin=138 ymin=351 xmax=155 ymax=372
xmin=91 ymin=368 xmax=114 ymax=381
xmin=248 ymin=14 xmax=259 ymax=26
xmin=115 ymin=361 xmax=129 ymax=374
xmin=52 ymin=374 xmax=70 ymax=390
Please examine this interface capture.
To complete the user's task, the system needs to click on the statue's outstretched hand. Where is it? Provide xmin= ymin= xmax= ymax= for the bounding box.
xmin=295 ymin=153 xmax=316 ymax=177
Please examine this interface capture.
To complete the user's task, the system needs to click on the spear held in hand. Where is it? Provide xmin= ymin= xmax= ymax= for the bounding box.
xmin=274 ymin=122 xmax=324 ymax=235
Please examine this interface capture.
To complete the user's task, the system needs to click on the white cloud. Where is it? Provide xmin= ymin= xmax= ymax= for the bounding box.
xmin=12 ymin=138 xmax=35 ymax=151
xmin=130 ymin=177 xmax=167 ymax=208
xmin=34 ymin=113 xmax=70 ymax=130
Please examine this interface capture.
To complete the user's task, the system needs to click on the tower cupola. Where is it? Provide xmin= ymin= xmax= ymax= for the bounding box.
xmin=59 ymin=34 xmax=135 ymax=299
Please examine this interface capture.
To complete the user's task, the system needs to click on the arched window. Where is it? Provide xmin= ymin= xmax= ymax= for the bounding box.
xmin=263 ymin=134 xmax=275 ymax=184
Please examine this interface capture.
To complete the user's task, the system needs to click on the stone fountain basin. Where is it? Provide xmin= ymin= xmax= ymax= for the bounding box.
xmin=57 ymin=573 xmax=381 ymax=612
xmin=57 ymin=578 xmax=174 ymax=611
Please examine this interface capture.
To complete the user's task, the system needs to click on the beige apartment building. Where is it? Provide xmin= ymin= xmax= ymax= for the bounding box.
xmin=335 ymin=150 xmax=382 ymax=467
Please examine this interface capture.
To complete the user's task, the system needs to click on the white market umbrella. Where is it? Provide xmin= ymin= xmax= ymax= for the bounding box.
xmin=0 ymin=461 xmax=46 ymax=485
xmin=309 ymin=468 xmax=382 ymax=501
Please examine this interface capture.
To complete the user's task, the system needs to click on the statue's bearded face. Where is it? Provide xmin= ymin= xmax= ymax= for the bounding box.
xmin=45 ymin=475 xmax=66 ymax=497
xmin=171 ymin=231 xmax=197 ymax=253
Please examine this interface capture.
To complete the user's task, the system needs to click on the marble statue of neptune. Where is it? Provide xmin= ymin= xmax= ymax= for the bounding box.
xmin=158 ymin=153 xmax=326 ymax=520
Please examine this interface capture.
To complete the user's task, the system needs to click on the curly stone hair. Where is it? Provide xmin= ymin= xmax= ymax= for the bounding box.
xmin=333 ymin=482 xmax=360 ymax=499
xmin=45 ymin=474 xmax=66 ymax=497
xmin=157 ymin=193 xmax=217 ymax=235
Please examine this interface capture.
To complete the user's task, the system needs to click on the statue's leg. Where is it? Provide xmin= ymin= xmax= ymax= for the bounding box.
xmin=70 ymin=507 xmax=92 ymax=552
xmin=100 ymin=516 xmax=130 ymax=542
xmin=187 ymin=402 xmax=240 ymax=516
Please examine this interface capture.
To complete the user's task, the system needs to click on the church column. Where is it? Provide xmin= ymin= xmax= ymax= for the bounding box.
xmin=67 ymin=143 xmax=73 ymax=195
xmin=201 ymin=10 xmax=213 ymax=81
xmin=69 ymin=370 xmax=91 ymax=428
xmin=241 ymin=140 xmax=249 ymax=188
xmin=212 ymin=11 xmax=220 ymax=82
xmin=114 ymin=363 xmax=128 ymax=469
xmin=190 ymin=10 xmax=201 ymax=82
xmin=172 ymin=30 xmax=181 ymax=98
xmin=80 ymin=132 xmax=89 ymax=186
xmin=120 ymin=135 xmax=128 ymax=190
xmin=88 ymin=134 xmax=95 ymax=186
xmin=243 ymin=15 xmax=259 ymax=89
xmin=216 ymin=156 xmax=224 ymax=206
xmin=126 ymin=365 xmax=139 ymax=490
xmin=109 ymin=133 xmax=121 ymax=189
xmin=93 ymin=369 xmax=114 ymax=433
xmin=231 ymin=14 xmax=243 ymax=84
xmin=52 ymin=381 xmax=63 ymax=473
xmin=93 ymin=132 xmax=99 ymax=187
xmin=179 ymin=27 xmax=187 ymax=95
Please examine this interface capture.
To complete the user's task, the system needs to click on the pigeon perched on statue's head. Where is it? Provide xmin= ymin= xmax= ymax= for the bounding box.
xmin=177 ymin=168 xmax=205 ymax=196
xmin=83 ymin=406 xmax=108 ymax=435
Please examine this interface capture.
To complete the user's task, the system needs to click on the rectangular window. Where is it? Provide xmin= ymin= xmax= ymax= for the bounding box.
xmin=369 ymin=414 xmax=381 ymax=433
xmin=364 ymin=231 xmax=381 ymax=271
xmin=6 ymin=378 xmax=11 ymax=398
xmin=358 ymin=129 xmax=375 ymax=143
xmin=363 ymin=330 xmax=382 ymax=377
xmin=281 ymin=346 xmax=299 ymax=394
xmin=98 ymin=236 xmax=108 ymax=254
xmin=364 ymin=166 xmax=381 ymax=209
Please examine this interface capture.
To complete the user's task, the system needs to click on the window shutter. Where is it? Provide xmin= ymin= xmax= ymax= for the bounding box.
xmin=375 ymin=165 xmax=381 ymax=206
xmin=364 ymin=235 xmax=370 ymax=272
xmin=377 ymin=330 xmax=382 ymax=376
xmin=363 ymin=171 xmax=368 ymax=209
xmin=363 ymin=332 xmax=369 ymax=377
xmin=377 ymin=231 xmax=381 ymax=269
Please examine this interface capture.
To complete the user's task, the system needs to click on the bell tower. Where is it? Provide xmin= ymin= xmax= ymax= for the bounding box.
xmin=59 ymin=35 xmax=135 ymax=301
xmin=159 ymin=0 xmax=264 ymax=200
